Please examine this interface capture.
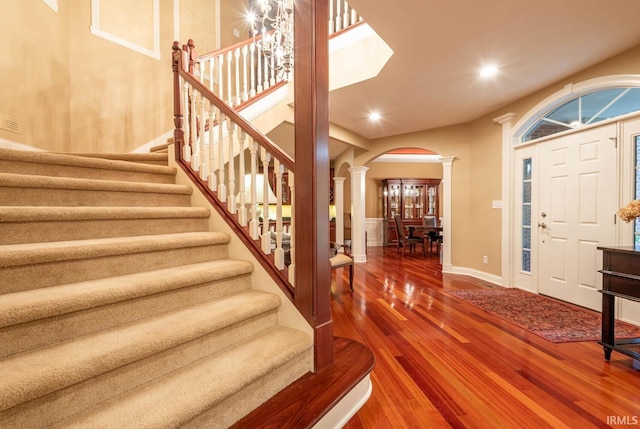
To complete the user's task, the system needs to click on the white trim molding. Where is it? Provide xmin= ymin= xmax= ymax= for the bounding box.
xmin=90 ymin=0 xmax=161 ymax=60
xmin=447 ymin=266 xmax=503 ymax=287
xmin=0 ymin=138 xmax=45 ymax=151
xmin=440 ymin=156 xmax=455 ymax=273
xmin=365 ymin=218 xmax=384 ymax=247
xmin=312 ymin=375 xmax=372 ymax=429
xmin=42 ymin=0 xmax=58 ymax=12
xmin=494 ymin=113 xmax=517 ymax=288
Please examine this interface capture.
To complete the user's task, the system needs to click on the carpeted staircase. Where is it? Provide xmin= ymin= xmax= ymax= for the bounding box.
xmin=0 ymin=147 xmax=312 ymax=428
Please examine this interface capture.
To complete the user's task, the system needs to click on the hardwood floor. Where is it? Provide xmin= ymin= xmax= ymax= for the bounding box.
xmin=331 ymin=247 xmax=640 ymax=429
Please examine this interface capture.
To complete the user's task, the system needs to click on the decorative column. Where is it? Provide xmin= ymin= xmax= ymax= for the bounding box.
xmin=440 ymin=156 xmax=455 ymax=272
xmin=494 ymin=113 xmax=517 ymax=287
xmin=348 ymin=166 xmax=368 ymax=263
xmin=333 ymin=177 xmax=346 ymax=246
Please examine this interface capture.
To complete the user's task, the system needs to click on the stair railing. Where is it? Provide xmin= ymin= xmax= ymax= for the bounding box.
xmin=171 ymin=3 xmax=363 ymax=370
xmin=172 ymin=42 xmax=297 ymax=300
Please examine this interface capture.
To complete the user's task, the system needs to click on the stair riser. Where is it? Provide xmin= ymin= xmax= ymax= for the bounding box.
xmin=0 ymin=274 xmax=253 ymax=358
xmin=184 ymin=351 xmax=311 ymax=429
xmin=0 ymin=160 xmax=175 ymax=183
xmin=0 ymin=217 xmax=210 ymax=245
xmin=0 ymin=187 xmax=192 ymax=207
xmin=1 ymin=244 xmax=229 ymax=293
xmin=0 ymin=312 xmax=279 ymax=429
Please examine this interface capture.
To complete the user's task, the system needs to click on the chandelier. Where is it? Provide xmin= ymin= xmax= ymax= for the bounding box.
xmin=250 ymin=0 xmax=294 ymax=80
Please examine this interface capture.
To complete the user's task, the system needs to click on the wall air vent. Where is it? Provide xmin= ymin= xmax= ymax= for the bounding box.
xmin=0 ymin=114 xmax=21 ymax=134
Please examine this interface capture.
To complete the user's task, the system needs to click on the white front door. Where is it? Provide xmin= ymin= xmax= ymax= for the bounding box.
xmin=537 ymin=124 xmax=618 ymax=310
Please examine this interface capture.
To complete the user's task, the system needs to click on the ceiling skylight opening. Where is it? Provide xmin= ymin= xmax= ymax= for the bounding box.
xmin=369 ymin=112 xmax=381 ymax=121
xmin=479 ymin=64 xmax=499 ymax=78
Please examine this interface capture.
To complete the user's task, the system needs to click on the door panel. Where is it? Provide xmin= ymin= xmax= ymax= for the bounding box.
xmin=538 ymin=124 xmax=617 ymax=310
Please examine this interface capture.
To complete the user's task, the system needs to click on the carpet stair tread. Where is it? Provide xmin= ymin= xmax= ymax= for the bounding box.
xmin=0 ymin=173 xmax=191 ymax=194
xmin=0 ymin=259 xmax=254 ymax=329
xmin=0 ymin=148 xmax=174 ymax=176
xmin=0 ymin=290 xmax=282 ymax=412
xmin=0 ymin=206 xmax=210 ymax=221
xmin=54 ymin=326 xmax=312 ymax=429
xmin=0 ymin=232 xmax=230 ymax=268
xmin=66 ymin=152 xmax=169 ymax=165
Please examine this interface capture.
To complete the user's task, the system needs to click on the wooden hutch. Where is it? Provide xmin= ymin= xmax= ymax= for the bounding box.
xmin=382 ymin=178 xmax=441 ymax=246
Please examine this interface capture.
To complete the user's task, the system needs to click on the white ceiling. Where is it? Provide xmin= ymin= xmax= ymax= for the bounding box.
xmin=329 ymin=0 xmax=640 ymax=140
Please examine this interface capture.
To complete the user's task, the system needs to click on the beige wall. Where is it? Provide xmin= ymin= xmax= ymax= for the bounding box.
xmin=0 ymin=0 xmax=227 ymax=153
xmin=0 ymin=0 xmax=72 ymax=151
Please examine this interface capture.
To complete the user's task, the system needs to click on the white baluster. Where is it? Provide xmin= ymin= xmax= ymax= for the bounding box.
xmin=198 ymin=91 xmax=207 ymax=179
xmin=227 ymin=119 xmax=236 ymax=213
xmin=237 ymin=130 xmax=248 ymax=226
xmin=207 ymin=58 xmax=214 ymax=93
xmin=208 ymin=103 xmax=217 ymax=191
xmin=217 ymin=111 xmax=226 ymax=202
xmin=274 ymin=160 xmax=285 ymax=270
xmin=190 ymin=88 xmax=200 ymax=171
xmin=261 ymin=148 xmax=271 ymax=254
xmin=226 ymin=51 xmax=233 ymax=106
xmin=249 ymin=141 xmax=260 ymax=240
xmin=217 ymin=54 xmax=224 ymax=105
xmin=182 ymin=81 xmax=191 ymax=162
xmin=241 ymin=45 xmax=249 ymax=102
xmin=336 ymin=0 xmax=342 ymax=31
xmin=269 ymin=56 xmax=276 ymax=87
xmin=250 ymin=43 xmax=258 ymax=96
xmin=351 ymin=7 xmax=358 ymax=26
xmin=287 ymin=170 xmax=295 ymax=285
xmin=256 ymin=49 xmax=264 ymax=94
xmin=343 ymin=1 xmax=350 ymax=29
xmin=329 ymin=0 xmax=335 ymax=34
xmin=234 ymin=48 xmax=241 ymax=106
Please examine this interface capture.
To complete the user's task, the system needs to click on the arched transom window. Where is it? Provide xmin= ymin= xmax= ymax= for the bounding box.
xmin=523 ymin=87 xmax=640 ymax=142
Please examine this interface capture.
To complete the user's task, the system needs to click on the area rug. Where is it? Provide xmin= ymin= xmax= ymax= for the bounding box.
xmin=446 ymin=288 xmax=640 ymax=343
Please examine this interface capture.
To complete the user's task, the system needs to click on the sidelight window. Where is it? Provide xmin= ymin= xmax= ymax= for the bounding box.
xmin=633 ymin=136 xmax=640 ymax=247
xmin=522 ymin=158 xmax=532 ymax=272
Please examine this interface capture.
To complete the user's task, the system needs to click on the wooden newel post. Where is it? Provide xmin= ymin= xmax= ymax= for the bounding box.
xmin=294 ymin=0 xmax=333 ymax=371
xmin=172 ymin=41 xmax=184 ymax=162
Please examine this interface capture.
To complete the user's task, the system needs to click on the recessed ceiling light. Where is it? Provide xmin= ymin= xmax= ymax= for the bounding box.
xmin=369 ymin=112 xmax=381 ymax=121
xmin=480 ymin=65 xmax=499 ymax=78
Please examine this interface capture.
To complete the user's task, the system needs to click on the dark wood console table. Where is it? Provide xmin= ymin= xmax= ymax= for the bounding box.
xmin=598 ymin=245 xmax=640 ymax=361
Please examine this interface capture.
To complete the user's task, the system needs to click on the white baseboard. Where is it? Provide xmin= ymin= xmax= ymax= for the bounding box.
xmin=312 ymin=375 xmax=372 ymax=429
xmin=0 ymin=138 xmax=44 ymax=151
xmin=444 ymin=265 xmax=503 ymax=287
xmin=131 ymin=130 xmax=174 ymax=153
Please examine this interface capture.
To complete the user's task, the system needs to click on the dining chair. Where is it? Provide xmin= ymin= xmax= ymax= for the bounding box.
xmin=394 ymin=214 xmax=423 ymax=255
xmin=330 ymin=242 xmax=353 ymax=291
xmin=422 ymin=215 xmax=442 ymax=254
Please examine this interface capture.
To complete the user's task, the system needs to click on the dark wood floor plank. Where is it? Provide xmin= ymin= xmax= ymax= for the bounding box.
xmin=334 ymin=247 xmax=640 ymax=428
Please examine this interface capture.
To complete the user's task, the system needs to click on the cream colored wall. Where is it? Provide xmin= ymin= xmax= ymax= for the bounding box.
xmin=0 ymin=0 xmax=223 ymax=153
xmin=179 ymin=0 xmax=219 ymax=53
xmin=0 ymin=0 xmax=71 ymax=151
